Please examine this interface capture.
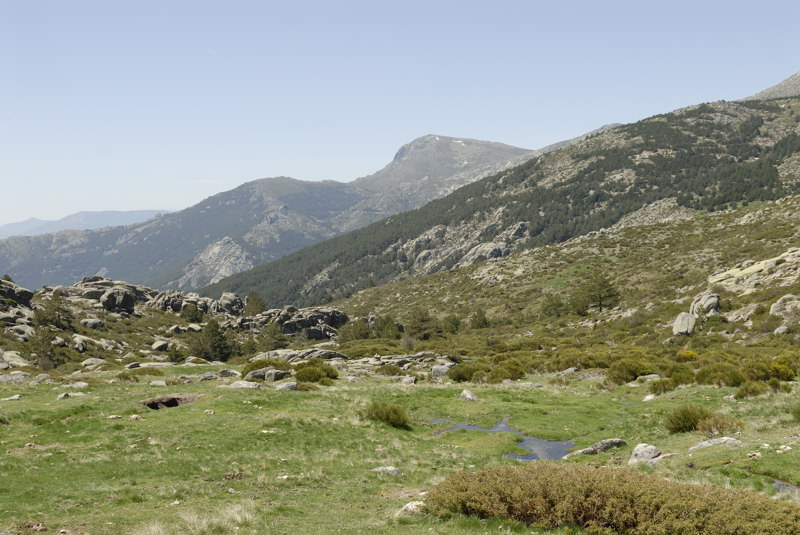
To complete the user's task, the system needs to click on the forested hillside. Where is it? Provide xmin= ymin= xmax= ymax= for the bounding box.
xmin=204 ymin=98 xmax=800 ymax=306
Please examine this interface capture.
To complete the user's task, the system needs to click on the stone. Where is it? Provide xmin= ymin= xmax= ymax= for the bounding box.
xmin=1 ymin=350 xmax=30 ymax=368
xmin=690 ymin=293 xmax=720 ymax=317
xmin=395 ymin=500 xmax=426 ymax=517
xmin=628 ymin=443 xmax=663 ymax=465
xmin=430 ymin=364 xmax=453 ymax=377
xmin=246 ymin=367 xmax=291 ymax=381
xmin=218 ymin=380 xmax=261 ymax=389
xmin=400 ymin=376 xmax=417 ymax=385
xmin=151 ymin=340 xmax=169 ymax=352
xmin=275 ymin=381 xmax=297 ymax=391
xmin=371 ymin=466 xmax=405 ymax=477
xmin=149 ymin=380 xmax=168 ymax=386
xmin=218 ymin=368 xmax=241 ymax=378
xmin=563 ymin=438 xmax=627 ymax=458
xmin=81 ymin=358 xmax=107 ymax=367
xmin=100 ymin=287 xmax=137 ymax=313
xmin=80 ymin=318 xmax=105 ymax=329
xmin=774 ymin=325 xmax=790 ymax=335
xmin=7 ymin=324 xmax=34 ymax=341
xmin=672 ymin=312 xmax=696 ymax=336
xmin=1 ymin=394 xmax=21 ymax=401
xmin=642 ymin=394 xmax=656 ymax=402
xmin=556 ymin=367 xmax=578 ymax=376
xmin=458 ymin=389 xmax=480 ymax=401
xmin=688 ymin=437 xmax=743 ymax=452
xmin=57 ymin=392 xmax=86 ymax=400
xmin=199 ymin=372 xmax=219 ymax=381
xmin=140 ymin=393 xmax=202 ymax=409
xmin=0 ymin=279 xmax=34 ymax=308
xmin=770 ymin=294 xmax=800 ymax=320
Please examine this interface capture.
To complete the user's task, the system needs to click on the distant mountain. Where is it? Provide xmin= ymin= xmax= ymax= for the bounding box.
xmin=0 ymin=210 xmax=168 ymax=239
xmin=3 ymin=133 xmax=611 ymax=290
xmin=743 ymin=71 xmax=800 ymax=101
xmin=202 ymin=96 xmax=800 ymax=307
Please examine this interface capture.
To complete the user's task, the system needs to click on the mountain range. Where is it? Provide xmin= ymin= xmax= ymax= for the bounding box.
xmin=202 ymin=82 xmax=800 ymax=307
xmin=0 ymin=210 xmax=168 ymax=239
xmin=0 ymin=132 xmax=601 ymax=290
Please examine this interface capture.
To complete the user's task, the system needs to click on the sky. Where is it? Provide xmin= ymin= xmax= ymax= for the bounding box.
xmin=1 ymin=0 xmax=799 ymax=225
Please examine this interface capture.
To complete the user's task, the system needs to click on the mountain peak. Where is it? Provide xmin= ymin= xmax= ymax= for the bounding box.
xmin=742 ymin=71 xmax=800 ymax=101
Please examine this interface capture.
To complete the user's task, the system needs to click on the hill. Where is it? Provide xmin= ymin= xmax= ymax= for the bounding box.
xmin=0 ymin=210 xmax=168 ymax=239
xmin=0 ymin=135 xmax=546 ymax=290
xmin=743 ymin=70 xmax=800 ymax=101
xmin=203 ymin=96 xmax=800 ymax=307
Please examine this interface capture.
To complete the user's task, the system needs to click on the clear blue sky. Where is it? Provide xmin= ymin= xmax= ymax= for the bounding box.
xmin=1 ymin=0 xmax=798 ymax=225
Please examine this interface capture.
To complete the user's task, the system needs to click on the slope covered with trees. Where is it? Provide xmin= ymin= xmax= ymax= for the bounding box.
xmin=204 ymin=97 xmax=800 ymax=307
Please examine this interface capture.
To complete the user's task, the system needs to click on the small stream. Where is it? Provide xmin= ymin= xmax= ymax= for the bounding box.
xmin=431 ymin=417 xmax=575 ymax=461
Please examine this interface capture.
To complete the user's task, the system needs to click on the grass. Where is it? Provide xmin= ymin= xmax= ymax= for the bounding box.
xmin=3 ymin=365 xmax=800 ymax=534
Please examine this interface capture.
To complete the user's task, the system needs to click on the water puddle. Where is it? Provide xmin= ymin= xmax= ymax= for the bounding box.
xmin=774 ymin=478 xmax=800 ymax=495
xmin=431 ymin=417 xmax=574 ymax=460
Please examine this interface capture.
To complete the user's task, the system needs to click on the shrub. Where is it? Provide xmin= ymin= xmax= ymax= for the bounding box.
xmin=179 ymin=303 xmax=204 ymax=323
xmin=607 ymin=357 xmax=657 ymax=384
xmin=241 ymin=358 xmax=291 ymax=377
xmin=768 ymin=377 xmax=792 ymax=393
xmin=664 ymin=403 xmax=714 ymax=433
xmin=666 ymin=363 xmax=695 ymax=385
xmin=648 ymin=378 xmax=674 ymax=395
xmin=697 ymin=415 xmax=744 ymax=437
xmin=295 ymin=382 xmax=319 ymax=391
xmin=426 ymin=461 xmax=800 ymax=535
xmin=364 ymin=401 xmax=411 ymax=429
xmin=447 ymin=361 xmax=492 ymax=382
xmin=294 ymin=359 xmax=338 ymax=379
xmin=695 ymin=363 xmax=745 ymax=387
xmin=734 ymin=381 xmax=768 ymax=399
xmin=375 ymin=364 xmax=404 ymax=376
xmin=337 ymin=320 xmax=372 ymax=342
xmin=788 ymin=403 xmax=800 ymax=421
xmin=0 ymin=411 xmax=9 ymax=425
xmin=294 ymin=366 xmax=325 ymax=383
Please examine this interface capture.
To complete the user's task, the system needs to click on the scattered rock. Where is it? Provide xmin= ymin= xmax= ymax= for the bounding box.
xmin=151 ymin=340 xmax=169 ymax=352
xmin=245 ymin=368 xmax=291 ymax=381
xmin=1 ymin=394 xmax=21 ymax=401
xmin=628 ymin=443 xmax=671 ymax=466
xmin=218 ymin=380 xmax=261 ymax=389
xmin=0 ymin=350 xmax=30 ymax=368
xmin=57 ymin=392 xmax=86 ymax=400
xmin=563 ymin=438 xmax=627 ymax=458
xmin=371 ymin=466 xmax=405 ymax=477
xmin=275 ymin=381 xmax=297 ymax=391
xmin=690 ymin=293 xmax=720 ymax=317
xmin=688 ymin=437 xmax=743 ymax=452
xmin=458 ymin=389 xmax=480 ymax=401
xmin=80 ymin=318 xmax=105 ymax=329
xmin=672 ymin=312 xmax=696 ymax=336
xmin=642 ymin=394 xmax=656 ymax=402
xmin=218 ymin=368 xmax=241 ymax=378
xmin=81 ymin=358 xmax=107 ymax=368
xmin=149 ymin=380 xmax=167 ymax=386
xmin=395 ymin=500 xmax=426 ymax=517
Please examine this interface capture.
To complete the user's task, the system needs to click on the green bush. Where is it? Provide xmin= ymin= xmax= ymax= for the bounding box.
xmin=241 ymin=357 xmax=291 ymax=377
xmin=607 ymin=357 xmax=657 ymax=384
xmin=697 ymin=415 xmax=744 ymax=437
xmin=375 ymin=364 xmax=404 ymax=376
xmin=294 ymin=366 xmax=325 ymax=383
xmin=447 ymin=361 xmax=492 ymax=382
xmin=664 ymin=403 xmax=714 ymax=433
xmin=364 ymin=401 xmax=411 ymax=429
xmin=734 ymin=381 xmax=768 ymax=399
xmin=426 ymin=461 xmax=800 ymax=535
xmin=648 ymin=378 xmax=674 ymax=395
xmin=293 ymin=359 xmax=338 ymax=380
xmin=337 ymin=320 xmax=372 ymax=342
xmin=788 ymin=403 xmax=800 ymax=421
xmin=295 ymin=382 xmax=319 ymax=391
xmin=695 ymin=362 xmax=745 ymax=387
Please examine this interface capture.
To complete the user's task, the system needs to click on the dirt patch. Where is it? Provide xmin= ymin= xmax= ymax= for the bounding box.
xmin=140 ymin=393 xmax=202 ymax=410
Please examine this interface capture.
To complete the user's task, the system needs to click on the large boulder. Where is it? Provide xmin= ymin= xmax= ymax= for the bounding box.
xmin=0 ymin=279 xmax=33 ymax=310
xmin=672 ymin=312 xmax=696 ymax=336
xmin=690 ymin=293 xmax=720 ymax=317
xmin=210 ymin=292 xmax=244 ymax=316
xmin=100 ymin=287 xmax=137 ymax=313
xmin=770 ymin=294 xmax=800 ymax=322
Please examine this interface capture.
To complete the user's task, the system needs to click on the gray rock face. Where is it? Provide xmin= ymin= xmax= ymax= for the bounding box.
xmin=690 ymin=293 xmax=720 ymax=317
xmin=563 ymin=438 xmax=627 ymax=458
xmin=245 ymin=367 xmax=291 ymax=381
xmin=0 ymin=279 xmax=33 ymax=309
xmin=770 ymin=294 xmax=800 ymax=322
xmin=80 ymin=318 xmax=105 ymax=329
xmin=275 ymin=381 xmax=298 ymax=391
xmin=688 ymin=437 xmax=743 ymax=452
xmin=672 ymin=312 xmax=696 ymax=336
xmin=212 ymin=292 xmax=245 ymax=316
xmin=151 ymin=340 xmax=169 ymax=352
xmin=628 ymin=443 xmax=673 ymax=466
xmin=255 ymin=347 xmax=349 ymax=363
xmin=1 ymin=350 xmax=30 ymax=368
xmin=100 ymin=286 xmax=137 ymax=313
xmin=458 ymin=389 xmax=480 ymax=401
xmin=455 ymin=242 xmax=512 ymax=268
xmin=743 ymin=71 xmax=800 ymax=101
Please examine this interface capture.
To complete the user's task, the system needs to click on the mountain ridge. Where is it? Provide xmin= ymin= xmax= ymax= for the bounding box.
xmin=0 ymin=210 xmax=168 ymax=239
